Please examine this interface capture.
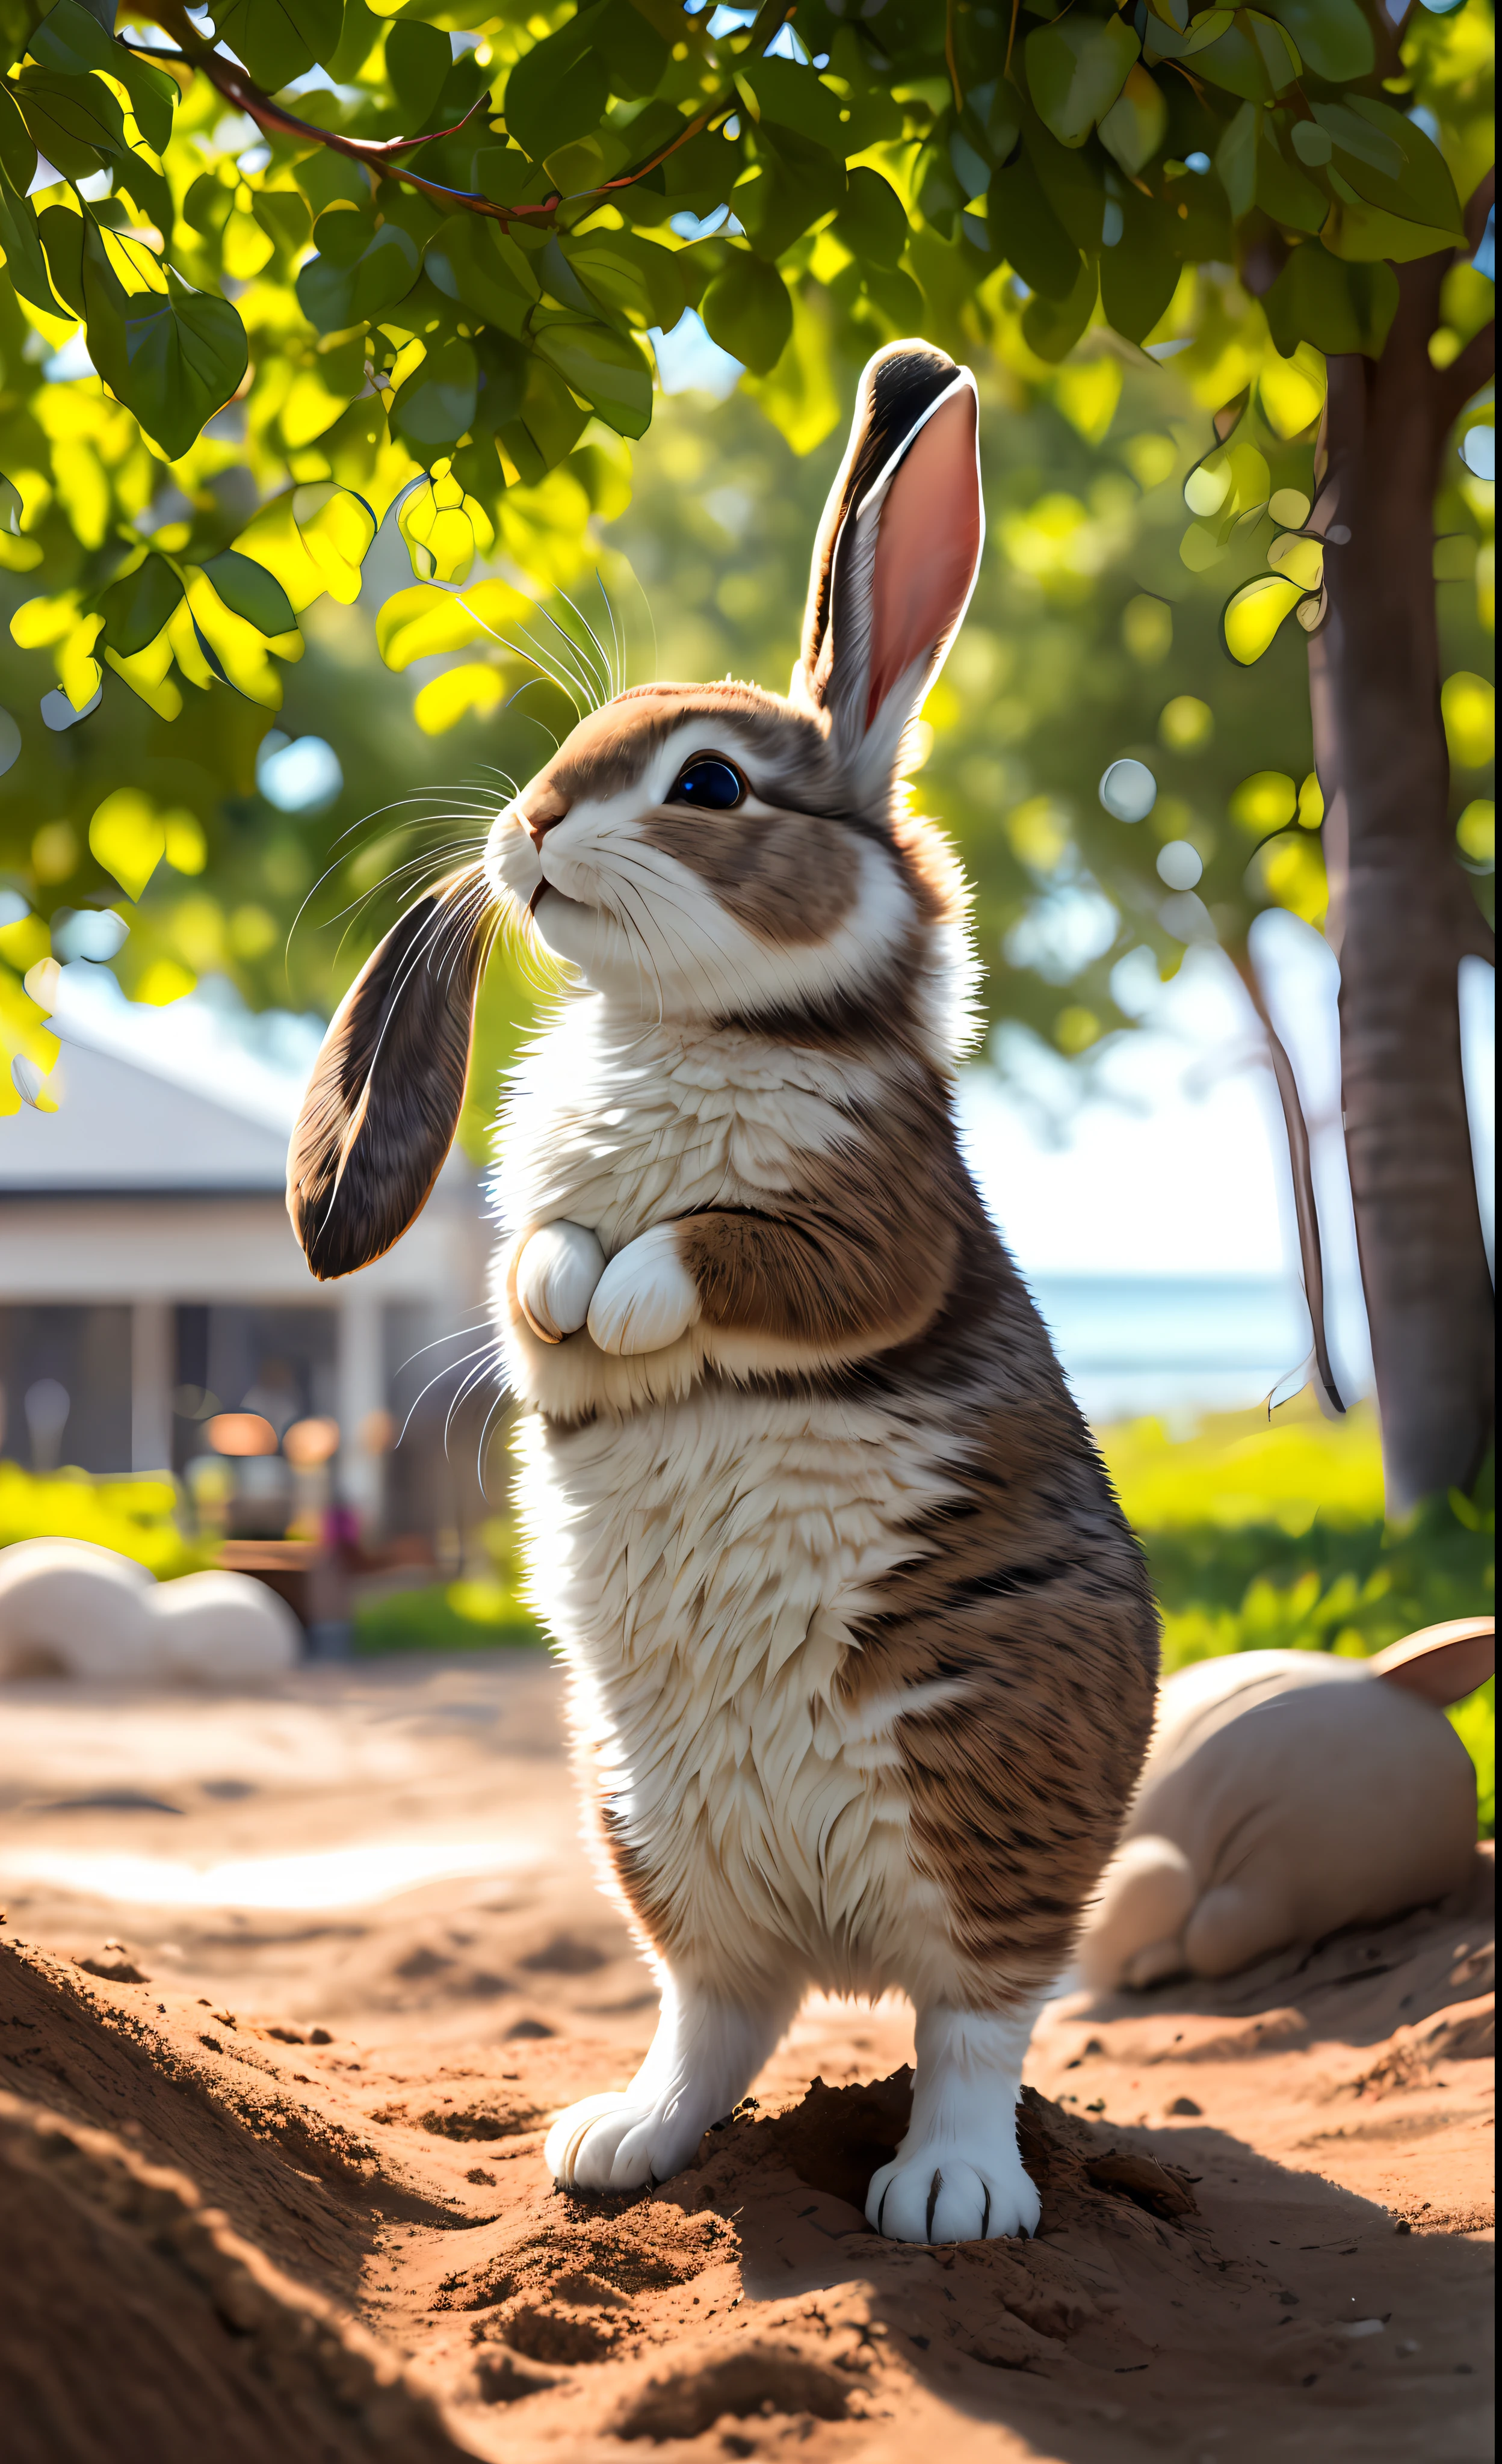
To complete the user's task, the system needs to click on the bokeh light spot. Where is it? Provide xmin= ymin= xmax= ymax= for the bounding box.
xmin=1157 ymin=840 xmax=1205 ymax=891
xmin=1099 ymin=759 xmax=1158 ymax=822
xmin=1122 ymin=595 xmax=1172 ymax=664
xmin=1442 ymin=673 xmax=1494 ymax=769
xmin=258 ymin=733 xmax=344 ymax=812
xmin=1229 ymin=772 xmax=1298 ymax=834
xmin=1457 ymin=800 xmax=1495 ymax=870
xmin=1160 ymin=695 xmax=1214 ymax=751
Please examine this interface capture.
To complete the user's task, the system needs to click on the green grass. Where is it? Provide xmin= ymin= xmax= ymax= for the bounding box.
xmin=0 ymin=1460 xmax=210 ymax=1578
xmin=353 ymin=1575 xmax=548 ymax=1656
xmin=1101 ymin=1402 xmax=1494 ymax=1834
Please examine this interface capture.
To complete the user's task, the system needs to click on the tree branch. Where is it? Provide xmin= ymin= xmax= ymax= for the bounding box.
xmin=1233 ymin=950 xmax=1347 ymax=1417
xmin=113 ymin=0 xmax=794 ymax=232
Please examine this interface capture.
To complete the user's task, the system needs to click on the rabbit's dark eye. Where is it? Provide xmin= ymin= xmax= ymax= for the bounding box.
xmin=669 ymin=757 xmax=744 ymax=811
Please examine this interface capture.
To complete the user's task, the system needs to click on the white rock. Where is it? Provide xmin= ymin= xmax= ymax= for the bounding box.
xmin=0 ymin=1539 xmax=156 ymax=1683
xmin=149 ymin=1568 xmax=299 ymax=1684
xmin=0 ymin=1537 xmax=298 ymax=1686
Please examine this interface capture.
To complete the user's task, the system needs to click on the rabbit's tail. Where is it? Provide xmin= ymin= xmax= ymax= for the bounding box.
xmin=1078 ymin=1835 xmax=1197 ymax=1994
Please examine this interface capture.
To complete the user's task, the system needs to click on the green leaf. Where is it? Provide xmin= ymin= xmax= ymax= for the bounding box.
xmin=1256 ymin=120 xmax=1329 ymax=234
xmin=1264 ymin=239 xmax=1397 ymax=357
xmin=252 ymin=185 xmax=312 ymax=253
xmin=1022 ymin=255 xmax=1097 ymax=359
xmin=1101 ymin=188 xmax=1180 ymax=340
xmin=832 ymin=164 xmax=908 ymax=268
xmin=37 ymin=200 xmax=85 ymax=314
xmin=202 ymin=549 xmax=298 ymax=637
xmin=296 ymin=216 xmax=419 ymax=331
xmin=26 ymin=0 xmax=176 ymax=152
xmin=474 ymin=146 xmax=535 ymax=209
xmin=426 ymin=214 xmax=537 ymax=337
xmin=738 ymin=54 xmax=845 ymax=151
xmin=1025 ymin=14 xmax=1140 ymax=149
xmin=533 ymin=316 xmax=652 ymax=437
xmin=1223 ymin=572 xmax=1304 ymax=662
xmin=1029 ymin=116 xmax=1109 ymax=250
xmin=0 ymin=171 xmax=61 ymax=315
xmin=502 ymin=5 xmax=610 ymax=163
xmin=736 ymin=125 xmax=845 ymax=260
xmin=1215 ymin=99 xmax=1260 ymax=219
xmin=1142 ymin=7 xmax=1233 ymax=61
xmin=386 ymin=17 xmax=451 ymax=129
xmin=1322 ymin=195 xmax=1461 ymax=263
xmin=1193 ymin=8 xmax=1301 ymax=102
xmin=563 ymin=229 xmax=685 ymax=331
xmin=593 ymin=0 xmax=669 ymax=100
xmin=99 ymin=551 xmax=184 ymax=656
xmin=1321 ymin=97 xmax=1462 ymax=235
xmin=1260 ymin=0 xmax=1372 ymax=81
xmin=498 ymin=356 xmax=589 ymax=485
xmin=81 ymin=226 xmax=249 ymax=461
xmin=989 ymin=144 xmax=1082 ymax=301
xmin=1098 ymin=66 xmax=1167 ymax=178
xmin=388 ymin=336 xmax=478 ymax=454
xmin=700 ymin=248 xmax=791 ymax=376
xmin=212 ymin=0 xmax=344 ymax=93
xmin=0 ymin=76 xmax=37 ymax=191
xmin=185 ymin=171 xmax=235 ymax=239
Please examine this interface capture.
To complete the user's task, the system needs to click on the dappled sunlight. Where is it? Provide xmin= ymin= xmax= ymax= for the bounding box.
xmin=4 ymin=1835 xmax=542 ymax=1911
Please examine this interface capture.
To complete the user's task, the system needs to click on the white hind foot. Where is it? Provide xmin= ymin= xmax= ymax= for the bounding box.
xmin=867 ymin=2001 xmax=1042 ymax=2243
xmin=545 ymin=1976 xmax=796 ymax=2194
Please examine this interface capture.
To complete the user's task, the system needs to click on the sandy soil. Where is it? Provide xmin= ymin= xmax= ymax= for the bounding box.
xmin=0 ymin=1651 xmax=1492 ymax=2463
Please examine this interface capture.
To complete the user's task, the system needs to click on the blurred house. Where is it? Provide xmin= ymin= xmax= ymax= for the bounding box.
xmin=0 ymin=993 xmax=493 ymax=1548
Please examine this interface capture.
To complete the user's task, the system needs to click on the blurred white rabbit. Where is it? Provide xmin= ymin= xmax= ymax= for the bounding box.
xmin=1080 ymin=1617 xmax=1494 ymax=1992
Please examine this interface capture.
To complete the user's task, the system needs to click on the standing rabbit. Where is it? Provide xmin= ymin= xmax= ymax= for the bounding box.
xmin=289 ymin=342 xmax=1159 ymax=2242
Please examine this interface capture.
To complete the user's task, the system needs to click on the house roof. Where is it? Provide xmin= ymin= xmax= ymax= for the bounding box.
xmin=6 ymin=977 xmax=476 ymax=1205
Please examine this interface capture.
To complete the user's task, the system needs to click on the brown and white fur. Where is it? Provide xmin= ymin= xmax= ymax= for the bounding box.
xmin=288 ymin=343 xmax=1159 ymax=2243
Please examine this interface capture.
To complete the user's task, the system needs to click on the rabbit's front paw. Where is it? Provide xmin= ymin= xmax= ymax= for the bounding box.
xmin=545 ymin=2090 xmax=703 ymax=2193
xmin=587 ymin=1224 xmax=701 ymax=1355
xmin=516 ymin=1221 xmax=605 ymax=1342
xmin=866 ymin=2139 xmax=1040 ymax=2244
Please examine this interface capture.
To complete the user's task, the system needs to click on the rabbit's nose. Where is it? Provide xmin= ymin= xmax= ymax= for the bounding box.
xmin=519 ymin=787 xmax=569 ymax=850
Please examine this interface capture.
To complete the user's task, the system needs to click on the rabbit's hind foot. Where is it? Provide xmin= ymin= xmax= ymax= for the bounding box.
xmin=866 ymin=1999 xmax=1043 ymax=2244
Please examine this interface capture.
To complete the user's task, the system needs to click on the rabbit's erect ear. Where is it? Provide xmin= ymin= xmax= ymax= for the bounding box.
xmin=793 ymin=340 xmax=983 ymax=799
xmin=1371 ymin=1616 xmax=1494 ymax=1706
xmin=288 ymin=867 xmax=494 ymax=1281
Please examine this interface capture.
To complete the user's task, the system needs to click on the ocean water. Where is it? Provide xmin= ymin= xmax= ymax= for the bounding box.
xmin=1025 ymin=1274 xmax=1315 ymax=1426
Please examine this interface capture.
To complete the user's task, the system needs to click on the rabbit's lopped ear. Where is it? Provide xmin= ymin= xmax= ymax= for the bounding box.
xmin=1370 ymin=1615 xmax=1494 ymax=1706
xmin=288 ymin=866 xmax=494 ymax=1281
xmin=793 ymin=339 xmax=983 ymax=802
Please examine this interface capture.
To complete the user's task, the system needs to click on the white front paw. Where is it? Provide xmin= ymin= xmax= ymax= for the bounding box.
xmin=587 ymin=1224 xmax=701 ymax=1356
xmin=866 ymin=2137 xmax=1040 ymax=2244
xmin=545 ymin=2089 xmax=702 ymax=2192
xmin=516 ymin=1220 xmax=605 ymax=1342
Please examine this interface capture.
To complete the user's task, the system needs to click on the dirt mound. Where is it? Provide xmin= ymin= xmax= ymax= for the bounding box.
xmin=0 ymin=1763 xmax=1492 ymax=2463
xmin=0 ymin=2092 xmax=469 ymax=2464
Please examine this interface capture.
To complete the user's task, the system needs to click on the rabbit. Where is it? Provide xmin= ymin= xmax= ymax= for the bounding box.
xmin=1078 ymin=1615 xmax=1494 ymax=1994
xmin=287 ymin=341 xmax=1160 ymax=2243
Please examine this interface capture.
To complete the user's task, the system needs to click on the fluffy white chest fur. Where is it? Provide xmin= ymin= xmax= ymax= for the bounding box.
xmin=496 ymin=1000 xmax=968 ymax=2010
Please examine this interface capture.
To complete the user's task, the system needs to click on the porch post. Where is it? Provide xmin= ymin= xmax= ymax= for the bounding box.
xmin=131 ymin=1299 xmax=174 ymax=1474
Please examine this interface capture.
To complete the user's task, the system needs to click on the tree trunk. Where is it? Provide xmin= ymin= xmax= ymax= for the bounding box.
xmin=1308 ymin=221 xmax=1495 ymax=1516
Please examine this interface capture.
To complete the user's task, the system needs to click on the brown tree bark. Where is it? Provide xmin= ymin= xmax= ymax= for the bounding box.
xmin=1306 ymin=182 xmax=1495 ymax=1515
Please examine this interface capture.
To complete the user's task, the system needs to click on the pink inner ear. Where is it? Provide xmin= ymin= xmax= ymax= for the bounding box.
xmin=865 ymin=389 xmax=981 ymax=728
xmin=1371 ymin=1616 xmax=1495 ymax=1706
